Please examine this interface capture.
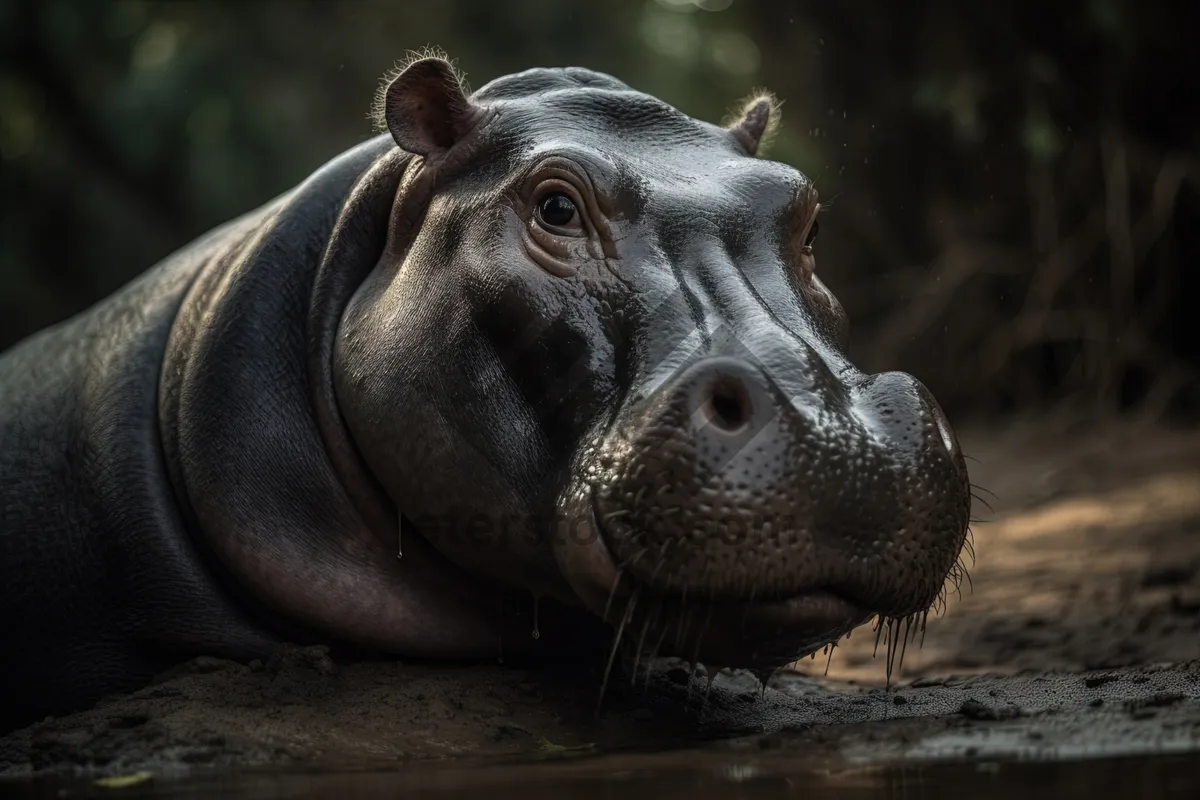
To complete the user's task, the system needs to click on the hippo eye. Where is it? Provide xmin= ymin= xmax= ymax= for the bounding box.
xmin=803 ymin=219 xmax=819 ymax=250
xmin=536 ymin=193 xmax=579 ymax=229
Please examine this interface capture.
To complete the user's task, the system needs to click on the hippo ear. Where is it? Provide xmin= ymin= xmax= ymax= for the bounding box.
xmin=725 ymin=91 xmax=781 ymax=157
xmin=373 ymin=55 xmax=481 ymax=156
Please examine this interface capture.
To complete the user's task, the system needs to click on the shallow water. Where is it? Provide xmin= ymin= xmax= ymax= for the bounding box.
xmin=11 ymin=750 xmax=1200 ymax=799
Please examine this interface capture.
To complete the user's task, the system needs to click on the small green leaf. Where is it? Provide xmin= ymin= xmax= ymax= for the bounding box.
xmin=537 ymin=736 xmax=595 ymax=753
xmin=94 ymin=771 xmax=155 ymax=788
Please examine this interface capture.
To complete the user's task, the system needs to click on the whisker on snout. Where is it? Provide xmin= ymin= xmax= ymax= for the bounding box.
xmin=597 ymin=587 xmax=640 ymax=715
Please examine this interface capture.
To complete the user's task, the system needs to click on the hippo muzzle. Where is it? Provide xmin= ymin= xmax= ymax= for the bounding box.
xmin=556 ymin=354 xmax=969 ymax=668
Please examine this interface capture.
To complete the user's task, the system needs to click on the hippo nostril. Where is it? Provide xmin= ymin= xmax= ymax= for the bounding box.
xmin=701 ymin=376 xmax=753 ymax=434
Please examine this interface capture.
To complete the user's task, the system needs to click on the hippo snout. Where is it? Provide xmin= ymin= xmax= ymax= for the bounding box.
xmin=587 ymin=355 xmax=971 ymax=641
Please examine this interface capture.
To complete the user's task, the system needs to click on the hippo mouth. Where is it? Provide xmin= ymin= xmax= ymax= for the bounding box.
xmin=548 ymin=490 xmax=878 ymax=670
xmin=546 ymin=357 xmax=971 ymax=672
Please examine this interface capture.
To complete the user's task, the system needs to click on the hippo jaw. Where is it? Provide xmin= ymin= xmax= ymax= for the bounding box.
xmin=556 ymin=497 xmax=877 ymax=670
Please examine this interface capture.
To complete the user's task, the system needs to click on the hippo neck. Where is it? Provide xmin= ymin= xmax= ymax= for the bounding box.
xmin=155 ymin=134 xmax=601 ymax=660
xmin=159 ymin=135 xmax=402 ymax=547
xmin=155 ymin=135 xmax=510 ymax=654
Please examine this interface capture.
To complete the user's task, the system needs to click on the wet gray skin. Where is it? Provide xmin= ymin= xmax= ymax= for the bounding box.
xmin=0 ymin=56 xmax=972 ymax=732
xmin=334 ymin=58 xmax=972 ymax=670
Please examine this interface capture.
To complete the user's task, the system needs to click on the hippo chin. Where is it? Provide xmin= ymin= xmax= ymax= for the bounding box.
xmin=0 ymin=55 xmax=970 ymax=731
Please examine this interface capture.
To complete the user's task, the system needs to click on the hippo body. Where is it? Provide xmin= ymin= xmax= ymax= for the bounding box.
xmin=0 ymin=144 xmax=376 ymax=730
xmin=0 ymin=61 xmax=970 ymax=733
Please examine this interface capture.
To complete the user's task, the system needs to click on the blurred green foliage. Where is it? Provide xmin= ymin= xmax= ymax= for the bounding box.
xmin=1 ymin=0 xmax=1196 ymax=417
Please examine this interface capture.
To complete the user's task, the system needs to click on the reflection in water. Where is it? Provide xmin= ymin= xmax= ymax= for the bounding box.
xmin=11 ymin=752 xmax=1200 ymax=799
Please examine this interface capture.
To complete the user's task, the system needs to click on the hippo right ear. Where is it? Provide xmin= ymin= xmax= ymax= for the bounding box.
xmin=725 ymin=91 xmax=781 ymax=157
xmin=373 ymin=56 xmax=481 ymax=156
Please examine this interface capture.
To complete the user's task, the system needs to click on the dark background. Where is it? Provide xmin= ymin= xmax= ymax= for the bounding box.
xmin=1 ymin=0 xmax=1195 ymax=422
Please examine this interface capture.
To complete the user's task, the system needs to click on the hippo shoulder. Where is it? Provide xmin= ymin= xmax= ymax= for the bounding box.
xmin=0 ymin=197 xmax=278 ymax=731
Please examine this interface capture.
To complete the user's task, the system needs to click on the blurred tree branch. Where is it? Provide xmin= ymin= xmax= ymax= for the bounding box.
xmin=2 ymin=0 xmax=188 ymax=240
xmin=0 ymin=0 xmax=1194 ymax=418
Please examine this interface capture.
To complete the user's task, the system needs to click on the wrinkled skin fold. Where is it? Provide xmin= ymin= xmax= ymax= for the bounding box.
xmin=0 ymin=59 xmax=970 ymax=732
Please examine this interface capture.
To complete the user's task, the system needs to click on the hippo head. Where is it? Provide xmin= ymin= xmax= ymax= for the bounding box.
xmin=334 ymin=57 xmax=971 ymax=671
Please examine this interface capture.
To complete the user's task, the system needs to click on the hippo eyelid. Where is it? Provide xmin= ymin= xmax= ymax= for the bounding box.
xmin=787 ymin=184 xmax=821 ymax=279
xmin=517 ymin=155 xmax=618 ymax=275
xmin=801 ymin=206 xmax=820 ymax=255
xmin=521 ymin=156 xmax=611 ymax=223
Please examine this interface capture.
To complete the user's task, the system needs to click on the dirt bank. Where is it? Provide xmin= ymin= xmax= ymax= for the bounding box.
xmin=3 ymin=414 xmax=1199 ymax=780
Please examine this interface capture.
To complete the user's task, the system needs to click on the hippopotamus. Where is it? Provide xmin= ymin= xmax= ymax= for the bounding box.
xmin=0 ymin=56 xmax=971 ymax=732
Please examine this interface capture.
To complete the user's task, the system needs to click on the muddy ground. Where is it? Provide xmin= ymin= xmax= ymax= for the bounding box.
xmin=2 ymin=413 xmax=1200 ymax=782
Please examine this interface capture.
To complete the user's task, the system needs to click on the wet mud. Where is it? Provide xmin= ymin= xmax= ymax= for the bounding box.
xmin=3 ymin=414 xmax=1200 ymax=790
